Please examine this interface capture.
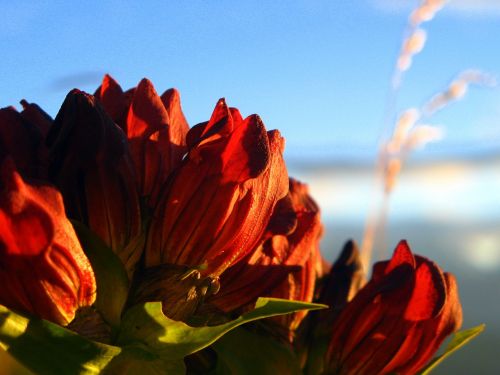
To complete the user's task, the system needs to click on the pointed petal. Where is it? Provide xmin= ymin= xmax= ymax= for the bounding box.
xmin=94 ymin=74 xmax=127 ymax=123
xmin=404 ymin=258 xmax=446 ymax=320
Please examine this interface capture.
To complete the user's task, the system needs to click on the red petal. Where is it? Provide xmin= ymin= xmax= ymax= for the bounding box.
xmin=20 ymin=99 xmax=52 ymax=138
xmin=404 ymin=259 xmax=446 ymax=321
xmin=161 ymin=88 xmax=190 ymax=143
xmin=94 ymin=74 xmax=127 ymax=123
xmin=220 ymin=114 xmax=270 ymax=183
xmin=202 ymin=98 xmax=233 ymax=139
xmin=384 ymin=240 xmax=416 ymax=275
xmin=0 ymin=107 xmax=43 ymax=178
xmin=126 ymin=78 xmax=169 ymax=138
xmin=186 ymin=99 xmax=234 ymax=150
xmin=398 ymin=273 xmax=463 ymax=374
xmin=0 ymin=160 xmax=96 ymax=325
xmin=204 ymin=130 xmax=288 ymax=274
xmin=265 ymin=194 xmax=298 ymax=237
xmin=0 ymin=160 xmax=52 ymax=256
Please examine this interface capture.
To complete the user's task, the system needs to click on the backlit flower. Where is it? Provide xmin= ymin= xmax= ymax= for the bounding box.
xmin=46 ymin=90 xmax=142 ymax=276
xmin=0 ymin=105 xmax=48 ymax=179
xmin=210 ymin=178 xmax=322 ymax=332
xmin=0 ymin=159 xmax=96 ymax=326
xmin=269 ymin=246 xmax=319 ymax=333
xmin=95 ymin=75 xmax=189 ymax=205
xmin=325 ymin=240 xmax=462 ymax=375
xmin=145 ymin=99 xmax=289 ymax=277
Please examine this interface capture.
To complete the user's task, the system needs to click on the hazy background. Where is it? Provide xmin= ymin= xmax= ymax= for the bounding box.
xmin=1 ymin=0 xmax=499 ymax=373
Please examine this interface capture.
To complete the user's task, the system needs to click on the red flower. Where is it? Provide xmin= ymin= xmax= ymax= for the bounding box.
xmin=267 ymin=180 xmax=322 ymax=331
xmin=95 ymin=75 xmax=189 ymax=205
xmin=325 ymin=240 xmax=463 ymax=375
xmin=0 ymin=159 xmax=96 ymax=326
xmin=317 ymin=240 xmax=365 ymax=322
xmin=19 ymin=99 xmax=53 ymax=139
xmin=46 ymin=90 xmax=142 ymax=276
xmin=0 ymin=105 xmax=49 ymax=179
xmin=210 ymin=179 xmax=322 ymax=332
xmin=269 ymin=246 xmax=320 ymax=332
xmin=145 ymin=99 xmax=289 ymax=277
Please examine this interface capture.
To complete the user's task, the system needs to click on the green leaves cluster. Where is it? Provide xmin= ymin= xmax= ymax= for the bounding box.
xmin=0 ymin=298 xmax=324 ymax=375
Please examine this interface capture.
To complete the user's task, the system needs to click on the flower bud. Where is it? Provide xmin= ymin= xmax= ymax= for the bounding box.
xmin=46 ymin=90 xmax=142 ymax=276
xmin=95 ymin=75 xmax=189 ymax=205
xmin=269 ymin=246 xmax=319 ymax=333
xmin=146 ymin=99 xmax=289 ymax=277
xmin=0 ymin=106 xmax=46 ymax=179
xmin=210 ymin=178 xmax=322 ymax=331
xmin=266 ymin=180 xmax=322 ymax=331
xmin=94 ymin=74 xmax=129 ymax=125
xmin=0 ymin=159 xmax=96 ymax=325
xmin=325 ymin=240 xmax=463 ymax=375
xmin=300 ymin=240 xmax=365 ymax=374
xmin=19 ymin=99 xmax=53 ymax=139
xmin=317 ymin=240 xmax=365 ymax=320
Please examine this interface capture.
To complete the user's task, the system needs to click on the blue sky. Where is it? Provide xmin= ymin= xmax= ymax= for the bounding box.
xmin=1 ymin=0 xmax=499 ymax=160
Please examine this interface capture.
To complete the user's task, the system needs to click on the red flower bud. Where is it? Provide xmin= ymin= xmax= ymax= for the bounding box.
xmin=95 ymin=75 xmax=189 ymax=205
xmin=145 ymin=99 xmax=289 ymax=277
xmin=19 ymin=99 xmax=53 ymax=139
xmin=270 ymin=246 xmax=319 ymax=332
xmin=211 ymin=179 xmax=322 ymax=329
xmin=325 ymin=240 xmax=463 ymax=375
xmin=0 ymin=159 xmax=96 ymax=325
xmin=94 ymin=74 xmax=129 ymax=125
xmin=267 ymin=180 xmax=322 ymax=331
xmin=318 ymin=240 xmax=365 ymax=320
xmin=46 ymin=90 xmax=142 ymax=276
xmin=0 ymin=106 xmax=47 ymax=179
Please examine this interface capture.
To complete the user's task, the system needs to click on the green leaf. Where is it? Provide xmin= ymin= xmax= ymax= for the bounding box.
xmin=102 ymin=347 xmax=185 ymax=375
xmin=418 ymin=324 xmax=485 ymax=375
xmin=0 ymin=305 xmax=185 ymax=375
xmin=71 ymin=220 xmax=130 ymax=329
xmin=212 ymin=327 xmax=302 ymax=375
xmin=303 ymin=335 xmax=329 ymax=375
xmin=0 ymin=348 xmax=34 ymax=375
xmin=0 ymin=294 xmax=324 ymax=374
xmin=117 ymin=297 xmax=326 ymax=360
xmin=0 ymin=304 xmax=120 ymax=374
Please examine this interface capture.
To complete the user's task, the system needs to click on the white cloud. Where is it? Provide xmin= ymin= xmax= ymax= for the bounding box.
xmin=373 ymin=0 xmax=500 ymax=16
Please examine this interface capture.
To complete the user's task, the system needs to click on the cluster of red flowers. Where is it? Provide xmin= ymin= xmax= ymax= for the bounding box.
xmin=0 ymin=76 xmax=462 ymax=373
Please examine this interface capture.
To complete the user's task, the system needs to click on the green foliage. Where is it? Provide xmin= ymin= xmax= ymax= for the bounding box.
xmin=0 ymin=299 xmax=325 ymax=375
xmin=71 ymin=220 xmax=130 ymax=329
xmin=302 ymin=333 xmax=329 ymax=375
xmin=0 ymin=348 xmax=33 ymax=375
xmin=213 ymin=327 xmax=302 ymax=375
xmin=418 ymin=324 xmax=485 ymax=375
xmin=117 ymin=298 xmax=326 ymax=359
xmin=101 ymin=347 xmax=186 ymax=375
xmin=0 ymin=305 xmax=120 ymax=374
